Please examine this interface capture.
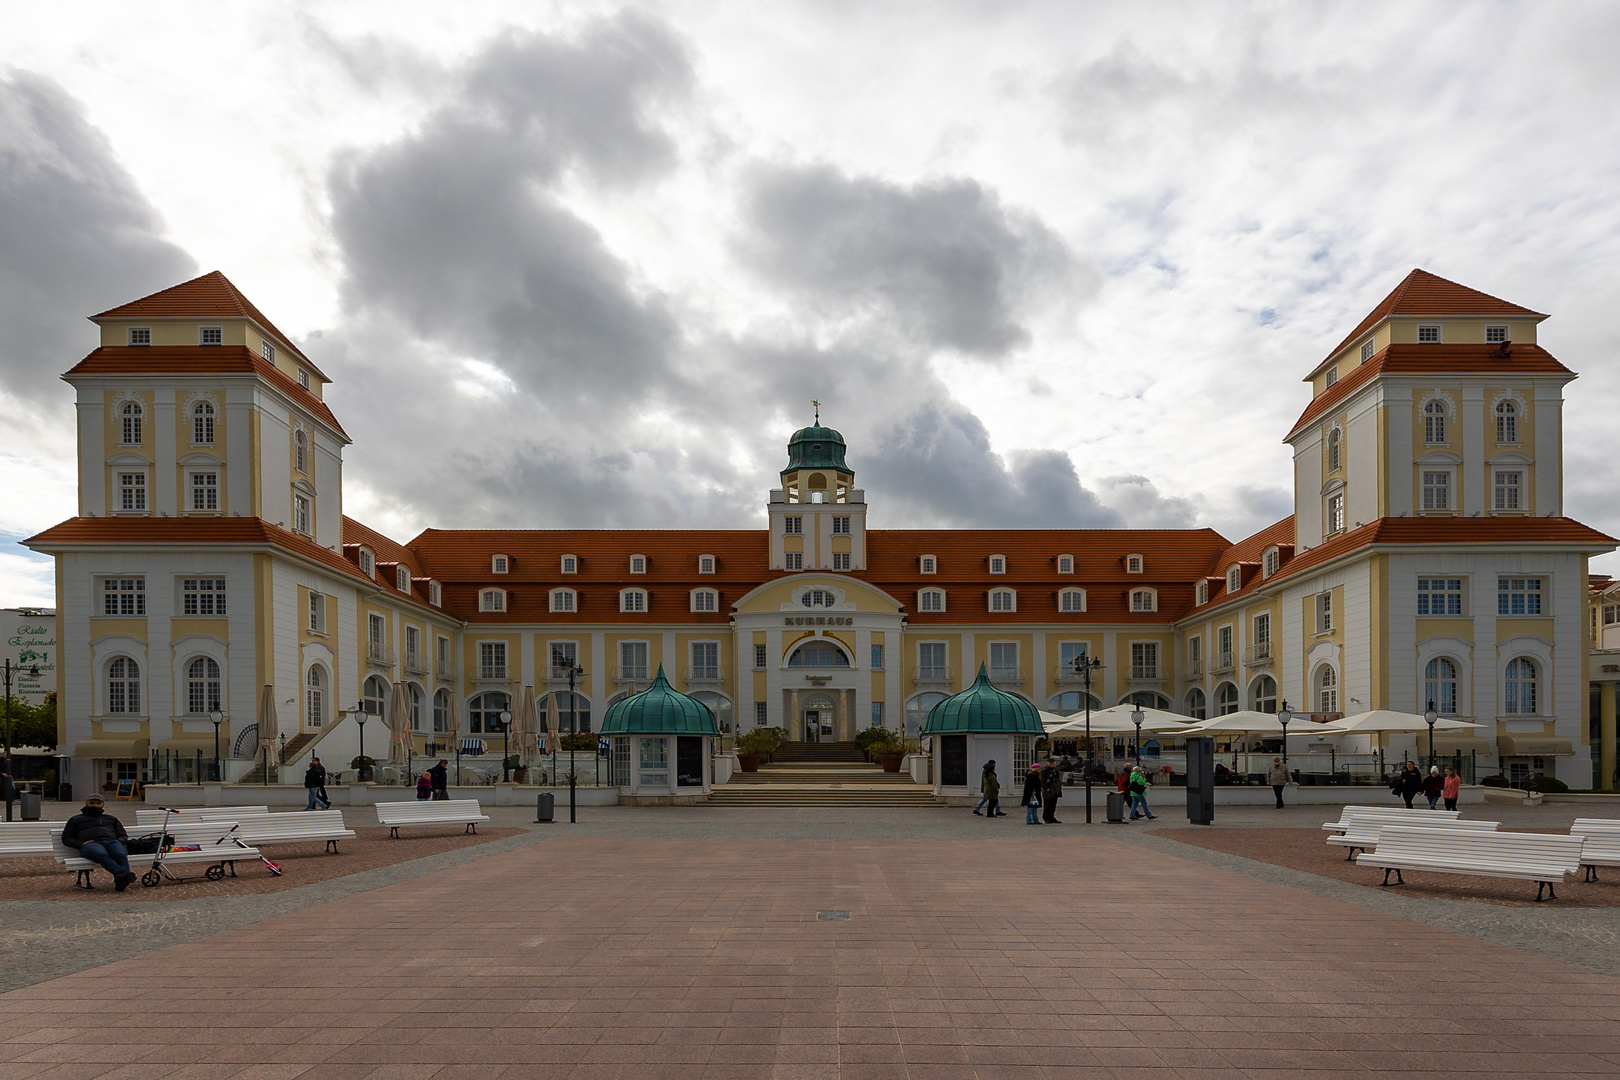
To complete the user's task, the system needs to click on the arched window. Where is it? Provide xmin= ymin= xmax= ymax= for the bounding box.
xmin=120 ymin=401 xmax=143 ymax=445
xmin=1425 ymin=657 xmax=1458 ymax=715
xmin=1057 ymin=555 xmax=1074 ymax=574
xmin=1423 ymin=400 xmax=1446 ymax=444
xmin=1122 ymin=691 xmax=1169 ymax=709
xmin=362 ymin=674 xmax=389 ymax=719
xmin=619 ymin=589 xmax=647 ymax=613
xmin=1317 ymin=666 xmax=1339 ymax=713
xmin=1047 ymin=691 xmax=1102 ymax=716
xmin=1496 ymin=400 xmax=1518 ymax=443
xmin=989 ymin=589 xmax=1016 ymax=612
xmin=560 ymin=554 xmax=577 ymax=574
xmin=1226 ymin=566 xmax=1242 ymax=594
xmin=788 ymin=642 xmax=850 ymax=668
xmin=918 ymin=589 xmax=945 ymax=612
xmin=193 ymin=401 xmax=215 ymax=445
xmin=491 ymin=555 xmax=509 ymax=573
xmin=468 ymin=690 xmax=511 ymax=735
xmin=905 ymin=692 xmax=949 ymax=737
xmin=540 ymin=691 xmax=591 ymax=733
xmin=550 ymin=589 xmax=576 ymax=613
xmin=187 ymin=656 xmax=222 ymax=715
xmin=919 ymin=555 xmax=937 ymax=574
xmin=629 ymin=554 xmax=646 ymax=574
xmin=1184 ymin=687 xmax=1207 ymax=720
xmin=407 ymin=683 xmax=424 ymax=731
xmin=690 ymin=691 xmax=733 ymax=734
xmin=306 ymin=666 xmax=325 ymax=729
xmin=691 ymin=589 xmax=718 ymax=613
xmin=433 ymin=688 xmax=450 ymax=733
xmin=1504 ymin=657 xmax=1538 ymax=714
xmin=1059 ymin=588 xmax=1085 ymax=612
xmin=294 ymin=429 xmax=308 ymax=473
xmin=1327 ymin=428 xmax=1342 ymax=471
xmin=699 ymin=555 xmax=715 ymax=574
xmin=107 ymin=656 xmax=141 ymax=714
xmin=1126 ymin=554 xmax=1144 ymax=573
xmin=1216 ymin=682 xmax=1239 ymax=716
xmin=1250 ymin=674 xmax=1277 ymax=714
xmin=481 ymin=589 xmax=506 ymax=612
xmin=800 ymin=589 xmax=836 ymax=608
xmin=1130 ymin=589 xmax=1157 ymax=612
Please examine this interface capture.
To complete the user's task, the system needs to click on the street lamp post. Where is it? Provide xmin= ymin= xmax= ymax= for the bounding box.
xmin=564 ymin=663 xmax=585 ymax=824
xmin=1130 ymin=705 xmax=1145 ymax=768
xmin=2 ymin=660 xmax=40 ymax=822
xmin=499 ymin=710 xmax=513 ymax=783
xmin=1424 ymin=700 xmax=1439 ymax=771
xmin=1074 ymin=652 xmax=1103 ymax=824
xmin=1278 ymin=699 xmax=1292 ymax=768
xmin=356 ymin=710 xmax=369 ymax=780
xmin=209 ymin=709 xmax=224 ymax=783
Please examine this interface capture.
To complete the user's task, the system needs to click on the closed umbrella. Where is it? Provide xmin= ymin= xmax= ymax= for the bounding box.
xmin=256 ymin=684 xmax=278 ymax=785
xmin=386 ymin=682 xmax=411 ymax=766
xmin=512 ymin=685 xmax=535 ymax=768
xmin=444 ymin=694 xmax=463 ymax=785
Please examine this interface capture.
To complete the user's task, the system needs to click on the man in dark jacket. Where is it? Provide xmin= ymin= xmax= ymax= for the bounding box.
xmin=1041 ymin=760 xmax=1063 ymax=823
xmin=61 ymin=795 xmax=135 ymax=891
xmin=1394 ymin=762 xmax=1423 ymax=808
xmin=304 ymin=757 xmax=328 ymax=810
xmin=1021 ymin=765 xmax=1043 ymax=825
xmin=428 ymin=759 xmax=449 ymax=801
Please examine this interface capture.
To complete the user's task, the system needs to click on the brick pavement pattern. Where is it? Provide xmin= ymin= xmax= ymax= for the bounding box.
xmin=5 ymin=834 xmax=1620 ymax=1079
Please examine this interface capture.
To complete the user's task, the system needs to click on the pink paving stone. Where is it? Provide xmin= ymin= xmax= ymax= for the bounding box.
xmin=5 ymin=835 xmax=1620 ymax=1079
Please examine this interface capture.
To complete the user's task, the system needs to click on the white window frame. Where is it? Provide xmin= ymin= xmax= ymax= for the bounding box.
xmin=550 ymin=589 xmax=577 ymax=613
xmin=294 ymin=429 xmax=309 ymax=474
xmin=618 ymin=640 xmax=649 ymax=681
xmin=1316 ymin=591 xmax=1334 ymax=633
xmin=1416 ymin=577 xmax=1465 ymax=617
xmin=1326 ymin=368 xmax=1339 ymax=387
xmin=1485 ymin=325 xmax=1509 ymax=344
xmin=1417 ymin=324 xmax=1441 ymax=343
xmin=1129 ymin=588 xmax=1157 ymax=613
xmin=1325 ymin=493 xmax=1346 ymax=536
xmin=359 ymin=549 xmax=374 ymax=577
xmin=199 ymin=325 xmax=223 ymax=346
xmin=917 ymin=642 xmax=949 ymax=681
xmin=689 ymin=640 xmax=720 ymax=679
xmin=1495 ymin=400 xmax=1519 ymax=444
xmin=1057 ymin=555 xmax=1073 ymax=574
xmin=1421 ymin=469 xmax=1453 ymax=512
xmin=118 ymin=400 xmax=143 ymax=446
xmin=691 ymin=588 xmax=718 ymax=613
xmin=629 ymin=555 xmax=647 ymax=574
xmin=1196 ymin=580 xmax=1208 ymax=606
xmin=785 ymin=553 xmax=803 ymax=571
xmin=1327 ymin=427 xmax=1342 ymax=472
xmin=918 ymin=588 xmax=946 ymax=613
xmin=1058 ymin=588 xmax=1085 ymax=613
xmin=128 ymin=327 xmax=151 ymax=346
xmin=832 ymin=552 xmax=851 ymax=570
xmin=1225 ymin=566 xmax=1242 ymax=595
xmin=491 ymin=555 xmax=509 ymax=574
xmin=1263 ymin=548 xmax=1279 ymax=578
xmin=561 ymin=554 xmax=577 ymax=574
xmin=480 ymin=589 xmax=506 ymax=612
xmin=620 ymin=588 xmax=647 ymax=613
xmin=920 ymin=555 xmax=937 ymax=574
xmin=784 ymin=516 xmax=802 ymax=535
xmin=105 ymin=655 xmax=142 ymax=715
xmin=429 ymin=581 xmax=441 ymax=606
xmin=397 ymin=566 xmax=411 ymax=593
xmin=1493 ymin=469 xmax=1522 ymax=511
xmin=297 ymin=368 xmax=310 ymax=390
xmin=832 ymin=516 xmax=851 ymax=535
xmin=1497 ymin=576 xmax=1544 ymax=616
xmin=1359 ymin=340 xmax=1374 ymax=362
xmin=988 ymin=555 xmax=1007 ymax=575
xmin=115 ymin=470 xmax=148 ymax=513
xmin=989 ymin=588 xmax=1016 ymax=613
xmin=192 ymin=401 xmax=215 ymax=445
xmin=1125 ymin=554 xmax=1144 ymax=574
xmin=261 ymin=339 xmax=275 ymax=361
xmin=754 ymin=644 xmax=768 ymax=670
xmin=187 ymin=469 xmax=219 ymax=512
xmin=1129 ymin=641 xmax=1159 ymax=680
xmin=1423 ymin=399 xmax=1448 ymax=445
xmin=292 ymin=492 xmax=312 ymax=536
xmin=477 ymin=640 xmax=508 ymax=681
xmin=180 ymin=577 xmax=226 ymax=616
xmin=1316 ymin=665 xmax=1339 ymax=713
xmin=308 ymin=591 xmax=326 ymax=634
xmin=698 ymin=554 xmax=715 ymax=574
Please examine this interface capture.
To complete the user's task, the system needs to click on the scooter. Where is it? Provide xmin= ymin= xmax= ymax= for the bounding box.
xmin=140 ymin=806 xmax=235 ymax=887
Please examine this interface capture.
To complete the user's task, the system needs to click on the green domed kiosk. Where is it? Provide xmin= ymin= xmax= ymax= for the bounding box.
xmin=600 ymin=666 xmax=723 ymax=803
xmin=921 ymin=663 xmax=1044 ymax=801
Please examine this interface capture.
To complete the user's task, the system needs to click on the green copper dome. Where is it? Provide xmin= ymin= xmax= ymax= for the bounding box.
xmin=921 ymin=664 xmax=1043 ymax=735
xmin=782 ymin=424 xmax=850 ymax=474
xmin=600 ymin=666 xmax=721 ymax=736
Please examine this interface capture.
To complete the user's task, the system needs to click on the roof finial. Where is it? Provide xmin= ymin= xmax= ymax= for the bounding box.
xmin=812 ymin=399 xmax=820 ymax=424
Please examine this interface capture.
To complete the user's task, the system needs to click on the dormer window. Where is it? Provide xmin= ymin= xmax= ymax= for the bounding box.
xmin=989 ymin=588 xmax=1016 ymax=612
xmin=918 ymin=588 xmax=946 ymax=612
xmin=491 ymin=555 xmax=509 ymax=574
xmin=128 ymin=327 xmax=151 ymax=346
xmin=1196 ymin=580 xmax=1209 ymax=606
xmin=1263 ymin=548 xmax=1279 ymax=578
xmin=1126 ymin=554 xmax=1144 ymax=574
xmin=620 ymin=588 xmax=647 ymax=613
xmin=480 ymin=589 xmax=506 ymax=612
xmin=359 ymin=549 xmax=374 ymax=577
xmin=1059 ymin=588 xmax=1085 ymax=612
xmin=1226 ymin=566 xmax=1242 ymax=594
xmin=698 ymin=555 xmax=715 ymax=574
xmin=550 ymin=589 xmax=576 ymax=613
xmin=1418 ymin=325 xmax=1441 ymax=343
xmin=560 ymin=555 xmax=577 ymax=574
xmin=429 ymin=581 xmax=441 ymax=606
xmin=920 ymin=555 xmax=937 ymax=574
xmin=1057 ymin=555 xmax=1074 ymax=574
xmin=629 ymin=555 xmax=646 ymax=574
xmin=297 ymin=368 xmax=310 ymax=390
xmin=1326 ymin=368 xmax=1339 ymax=387
xmin=1130 ymin=588 xmax=1157 ymax=613
xmin=988 ymin=555 xmax=1006 ymax=574
xmin=261 ymin=340 xmax=275 ymax=362
xmin=397 ymin=566 xmax=411 ymax=593
xmin=691 ymin=588 xmax=718 ymax=612
xmin=1359 ymin=340 xmax=1374 ymax=362
xmin=1486 ymin=326 xmax=1509 ymax=344
xmin=199 ymin=326 xmax=223 ymax=345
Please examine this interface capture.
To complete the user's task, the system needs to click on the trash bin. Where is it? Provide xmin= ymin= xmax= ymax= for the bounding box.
xmin=58 ymin=782 xmax=71 ymax=803
xmin=536 ymin=791 xmax=555 ymax=823
xmin=1106 ymin=791 xmax=1125 ymax=824
xmin=20 ymin=792 xmax=42 ymax=820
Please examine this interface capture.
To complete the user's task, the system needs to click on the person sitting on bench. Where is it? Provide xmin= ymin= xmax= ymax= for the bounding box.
xmin=61 ymin=795 xmax=135 ymax=891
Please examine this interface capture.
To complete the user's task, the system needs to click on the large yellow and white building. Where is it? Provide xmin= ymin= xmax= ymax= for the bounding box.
xmin=27 ymin=268 xmax=1616 ymax=794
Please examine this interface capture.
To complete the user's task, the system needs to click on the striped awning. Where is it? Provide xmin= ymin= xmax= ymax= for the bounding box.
xmin=460 ymin=738 xmax=487 ymax=755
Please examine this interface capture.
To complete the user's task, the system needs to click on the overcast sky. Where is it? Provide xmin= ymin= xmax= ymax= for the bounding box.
xmin=3 ymin=1 xmax=1619 ymax=605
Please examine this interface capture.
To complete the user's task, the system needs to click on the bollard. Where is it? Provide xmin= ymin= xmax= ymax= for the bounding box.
xmin=536 ymin=791 xmax=555 ymax=823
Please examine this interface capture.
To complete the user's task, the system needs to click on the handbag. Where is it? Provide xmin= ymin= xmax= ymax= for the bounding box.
xmin=126 ymin=833 xmax=171 ymax=855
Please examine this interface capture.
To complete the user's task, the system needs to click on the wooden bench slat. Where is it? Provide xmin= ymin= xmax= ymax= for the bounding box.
xmin=375 ymin=800 xmax=488 ymax=838
xmin=1355 ymin=825 xmax=1584 ymax=900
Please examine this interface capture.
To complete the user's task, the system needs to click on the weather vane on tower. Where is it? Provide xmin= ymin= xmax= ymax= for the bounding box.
xmin=812 ymin=400 xmax=820 ymax=423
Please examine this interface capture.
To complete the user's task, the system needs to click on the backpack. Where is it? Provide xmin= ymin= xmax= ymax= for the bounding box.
xmin=126 ymin=833 xmax=171 ymax=855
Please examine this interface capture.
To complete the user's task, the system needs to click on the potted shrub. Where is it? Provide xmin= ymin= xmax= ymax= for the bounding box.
xmin=736 ymin=728 xmax=781 ymax=772
xmin=854 ymin=725 xmax=887 ymax=763
xmin=350 ymin=755 xmax=375 ymax=783
xmin=869 ymin=730 xmax=907 ymax=773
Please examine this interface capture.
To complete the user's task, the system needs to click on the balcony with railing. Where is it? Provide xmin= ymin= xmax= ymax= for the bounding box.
xmin=1128 ymin=661 xmax=1161 ymax=681
xmin=614 ymin=665 xmax=651 ymax=684
xmin=403 ymin=650 xmax=430 ymax=675
xmin=477 ymin=663 xmax=508 ymax=681
xmin=544 ymin=664 xmax=583 ymax=685
xmin=366 ymin=641 xmax=395 ymax=667
xmin=1210 ymin=650 xmax=1234 ymax=674
xmin=684 ymin=664 xmax=724 ymax=684
xmin=1245 ymin=641 xmax=1273 ymax=665
xmin=914 ymin=665 xmax=953 ymax=685
xmin=1185 ymin=656 xmax=1203 ymax=678
xmin=436 ymin=658 xmax=459 ymax=682
xmin=987 ymin=666 xmax=1025 ymax=686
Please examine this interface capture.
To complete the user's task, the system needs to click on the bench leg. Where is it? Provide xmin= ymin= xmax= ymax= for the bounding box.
xmin=389 ymin=826 xmax=399 ymax=839
xmin=1535 ymin=881 xmax=1557 ymax=902
xmin=466 ymin=823 xmax=476 ymax=834
xmin=1584 ymin=864 xmax=1597 ymax=883
xmin=1345 ymin=847 xmax=1360 ymax=861
xmin=326 ymin=839 xmax=339 ymax=854
xmin=75 ymin=869 xmax=93 ymax=889
xmin=1380 ymin=868 xmax=1403 ymax=887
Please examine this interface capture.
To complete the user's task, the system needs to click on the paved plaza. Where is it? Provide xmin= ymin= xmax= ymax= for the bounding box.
xmin=5 ymin=803 xmax=1620 ymax=1079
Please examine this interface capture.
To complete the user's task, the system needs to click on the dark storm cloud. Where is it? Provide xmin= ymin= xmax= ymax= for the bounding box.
xmin=739 ymin=164 xmax=1082 ymax=356
xmin=0 ymin=72 xmax=194 ymax=400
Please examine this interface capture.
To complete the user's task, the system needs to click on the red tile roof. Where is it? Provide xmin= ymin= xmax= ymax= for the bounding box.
xmin=92 ymin=271 xmax=326 ymax=377
xmin=63 ymin=346 xmax=348 ymax=440
xmin=1320 ymin=269 xmax=1545 ymax=369
xmin=1190 ymin=517 xmax=1296 ymax=613
xmin=1287 ymin=343 xmax=1573 ymax=441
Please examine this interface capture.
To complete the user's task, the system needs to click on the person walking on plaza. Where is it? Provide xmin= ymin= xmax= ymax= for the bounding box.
xmin=1126 ymin=765 xmax=1156 ymax=820
xmin=304 ymin=757 xmax=329 ymax=811
xmin=1442 ymin=765 xmax=1461 ymax=811
xmin=1393 ymin=761 xmax=1423 ymax=808
xmin=415 ymin=771 xmax=433 ymax=800
xmin=1267 ymin=756 xmax=1291 ymax=809
xmin=429 ymin=758 xmax=449 ymax=800
xmin=979 ymin=760 xmax=1004 ymax=818
xmin=1022 ymin=764 xmax=1043 ymax=825
xmin=60 ymin=794 xmax=135 ymax=891
xmin=972 ymin=759 xmax=992 ymax=816
xmin=1041 ymin=758 xmax=1063 ymax=823
xmin=1423 ymin=766 xmax=1445 ymax=810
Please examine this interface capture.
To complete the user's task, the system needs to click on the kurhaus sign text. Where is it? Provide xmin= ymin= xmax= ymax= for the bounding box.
xmin=784 ymin=616 xmax=854 ymax=626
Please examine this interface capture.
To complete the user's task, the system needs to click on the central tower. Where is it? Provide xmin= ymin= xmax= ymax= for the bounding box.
xmin=768 ymin=414 xmax=868 ymax=572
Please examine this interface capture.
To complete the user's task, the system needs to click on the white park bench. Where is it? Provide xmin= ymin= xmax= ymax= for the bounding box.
xmin=1321 ymin=806 xmax=1463 ymax=834
xmin=0 ymin=821 xmax=63 ymax=861
xmin=1327 ymin=816 xmax=1498 ymax=859
xmin=229 ymin=810 xmax=356 ymax=854
xmin=1355 ymin=825 xmax=1585 ymax=902
xmin=375 ymin=799 xmax=489 ymax=839
xmin=136 ymin=806 xmax=269 ymax=826
xmin=1569 ymin=818 xmax=1620 ymax=883
xmin=52 ymin=821 xmax=260 ymax=889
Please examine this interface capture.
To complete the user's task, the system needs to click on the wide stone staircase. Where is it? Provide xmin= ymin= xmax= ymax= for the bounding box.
xmin=771 ymin=740 xmax=866 ymax=763
xmin=707 ymin=760 xmax=940 ymax=807
xmin=234 ymin=733 xmax=318 ymax=785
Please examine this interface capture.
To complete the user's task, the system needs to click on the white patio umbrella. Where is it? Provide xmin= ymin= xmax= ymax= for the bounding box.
xmin=1044 ymin=704 xmax=1194 ymax=737
xmin=386 ymin=682 xmax=411 ymax=766
xmin=1319 ymin=710 xmax=1481 ymax=734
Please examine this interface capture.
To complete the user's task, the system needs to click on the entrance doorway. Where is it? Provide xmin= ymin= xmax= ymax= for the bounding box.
xmin=803 ymin=695 xmax=836 ymax=741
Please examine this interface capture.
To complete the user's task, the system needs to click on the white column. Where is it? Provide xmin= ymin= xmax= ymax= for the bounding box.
xmin=153 ymin=388 xmax=177 ymax=514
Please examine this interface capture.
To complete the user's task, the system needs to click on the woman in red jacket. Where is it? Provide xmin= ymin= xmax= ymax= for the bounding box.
xmin=1442 ymin=766 xmax=1462 ymax=811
